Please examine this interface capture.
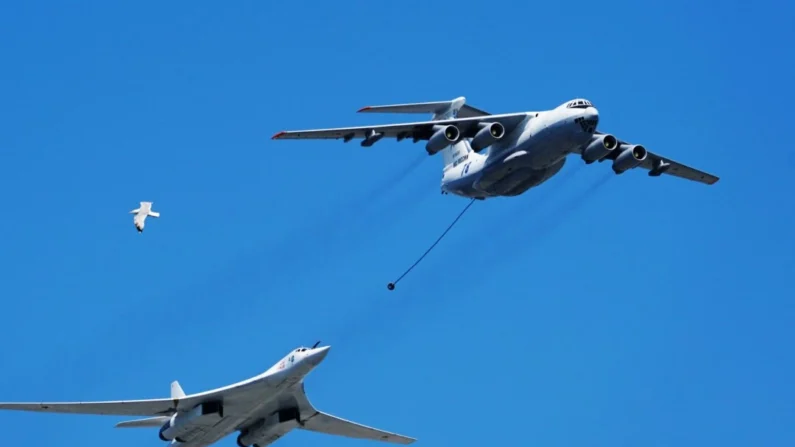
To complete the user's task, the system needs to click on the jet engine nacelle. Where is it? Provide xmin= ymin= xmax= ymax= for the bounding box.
xmin=612 ymin=144 xmax=648 ymax=174
xmin=237 ymin=408 xmax=301 ymax=447
xmin=159 ymin=414 xmax=177 ymax=441
xmin=425 ymin=124 xmax=460 ymax=155
xmin=159 ymin=401 xmax=224 ymax=442
xmin=581 ymin=134 xmax=618 ymax=163
xmin=469 ymin=122 xmax=505 ymax=152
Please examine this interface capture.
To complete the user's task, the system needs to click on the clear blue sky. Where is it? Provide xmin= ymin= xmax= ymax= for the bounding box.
xmin=1 ymin=1 xmax=793 ymax=446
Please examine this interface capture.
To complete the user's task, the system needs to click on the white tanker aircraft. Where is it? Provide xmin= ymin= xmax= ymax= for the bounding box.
xmin=272 ymin=97 xmax=719 ymax=199
xmin=0 ymin=343 xmax=415 ymax=447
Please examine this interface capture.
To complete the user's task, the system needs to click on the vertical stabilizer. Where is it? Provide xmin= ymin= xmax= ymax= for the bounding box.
xmin=171 ymin=381 xmax=186 ymax=399
xmin=431 ymin=96 xmax=466 ymax=121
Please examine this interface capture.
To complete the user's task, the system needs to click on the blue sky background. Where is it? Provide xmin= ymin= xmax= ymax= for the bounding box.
xmin=1 ymin=1 xmax=793 ymax=446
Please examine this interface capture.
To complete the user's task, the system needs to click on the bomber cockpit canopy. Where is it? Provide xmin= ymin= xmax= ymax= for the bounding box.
xmin=565 ymin=98 xmax=594 ymax=109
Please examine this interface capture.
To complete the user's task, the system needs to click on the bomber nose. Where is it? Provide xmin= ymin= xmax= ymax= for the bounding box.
xmin=308 ymin=346 xmax=330 ymax=365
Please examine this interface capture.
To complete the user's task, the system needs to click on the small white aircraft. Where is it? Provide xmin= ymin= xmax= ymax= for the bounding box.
xmin=0 ymin=343 xmax=415 ymax=447
xmin=272 ymin=97 xmax=719 ymax=199
xmin=130 ymin=201 xmax=160 ymax=232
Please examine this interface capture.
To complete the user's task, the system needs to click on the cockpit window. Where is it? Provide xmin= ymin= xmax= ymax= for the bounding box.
xmin=567 ymin=99 xmax=594 ymax=109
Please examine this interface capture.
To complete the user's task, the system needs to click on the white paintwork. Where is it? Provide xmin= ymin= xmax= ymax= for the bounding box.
xmin=130 ymin=201 xmax=160 ymax=232
xmin=272 ymin=97 xmax=719 ymax=200
xmin=0 ymin=345 xmax=415 ymax=447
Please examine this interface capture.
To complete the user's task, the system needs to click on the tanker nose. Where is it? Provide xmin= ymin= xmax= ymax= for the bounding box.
xmin=584 ymin=106 xmax=598 ymax=123
xmin=575 ymin=107 xmax=599 ymax=133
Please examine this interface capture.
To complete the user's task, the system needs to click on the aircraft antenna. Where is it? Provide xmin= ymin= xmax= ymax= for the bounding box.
xmin=387 ymin=198 xmax=477 ymax=291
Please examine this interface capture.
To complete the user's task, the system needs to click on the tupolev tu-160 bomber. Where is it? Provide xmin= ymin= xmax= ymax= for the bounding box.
xmin=272 ymin=97 xmax=720 ymax=200
xmin=0 ymin=343 xmax=416 ymax=447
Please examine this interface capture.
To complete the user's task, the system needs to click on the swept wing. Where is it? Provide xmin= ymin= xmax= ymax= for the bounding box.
xmin=301 ymin=411 xmax=415 ymax=445
xmin=0 ymin=397 xmax=190 ymax=417
xmin=293 ymin=385 xmax=415 ymax=444
xmin=592 ymin=131 xmax=719 ymax=185
xmin=271 ymin=113 xmax=528 ymax=146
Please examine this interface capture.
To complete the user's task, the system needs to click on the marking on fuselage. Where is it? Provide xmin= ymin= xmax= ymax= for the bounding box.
xmin=574 ymin=117 xmax=598 ymax=133
xmin=452 ymin=153 xmax=469 ymax=167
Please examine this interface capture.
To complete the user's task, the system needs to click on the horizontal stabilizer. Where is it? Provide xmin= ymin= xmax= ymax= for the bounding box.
xmin=148 ymin=211 xmax=161 ymax=218
xmin=115 ymin=416 xmax=171 ymax=428
xmin=357 ymin=97 xmax=491 ymax=119
xmin=301 ymin=411 xmax=416 ymax=445
xmin=358 ymin=98 xmax=463 ymax=115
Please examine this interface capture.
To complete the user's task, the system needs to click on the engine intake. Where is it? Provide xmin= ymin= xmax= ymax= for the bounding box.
xmin=612 ymin=144 xmax=647 ymax=174
xmin=159 ymin=415 xmax=177 ymax=442
xmin=581 ymin=134 xmax=617 ymax=163
xmin=470 ymin=122 xmax=505 ymax=152
xmin=425 ymin=124 xmax=460 ymax=154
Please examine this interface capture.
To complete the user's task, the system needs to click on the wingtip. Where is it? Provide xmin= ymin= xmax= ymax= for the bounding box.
xmin=707 ymin=177 xmax=720 ymax=185
xmin=356 ymin=106 xmax=372 ymax=113
xmin=271 ymin=131 xmax=287 ymax=140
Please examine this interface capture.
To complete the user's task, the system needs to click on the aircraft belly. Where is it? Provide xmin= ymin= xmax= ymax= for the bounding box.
xmin=476 ymin=156 xmax=566 ymax=197
xmin=180 ymin=426 xmax=216 ymax=444
xmin=245 ymin=419 xmax=298 ymax=447
xmin=506 ymin=157 xmax=566 ymax=196
xmin=476 ymin=151 xmax=535 ymax=191
xmin=173 ymin=378 xmax=299 ymax=447
xmin=490 ymin=169 xmax=539 ymax=196
xmin=444 ymin=174 xmax=490 ymax=198
xmin=511 ymin=127 xmax=572 ymax=169
xmin=174 ymin=421 xmax=230 ymax=447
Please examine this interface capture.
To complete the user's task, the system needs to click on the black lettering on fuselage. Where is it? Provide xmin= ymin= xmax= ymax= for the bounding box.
xmin=452 ymin=153 xmax=469 ymax=167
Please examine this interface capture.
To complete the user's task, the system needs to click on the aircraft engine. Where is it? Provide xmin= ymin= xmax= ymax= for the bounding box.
xmin=469 ymin=122 xmax=505 ymax=152
xmin=237 ymin=408 xmax=300 ymax=447
xmin=581 ymin=134 xmax=618 ymax=163
xmin=159 ymin=414 xmax=176 ymax=441
xmin=425 ymin=124 xmax=460 ymax=154
xmin=159 ymin=401 xmax=224 ymax=442
xmin=612 ymin=144 xmax=648 ymax=174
